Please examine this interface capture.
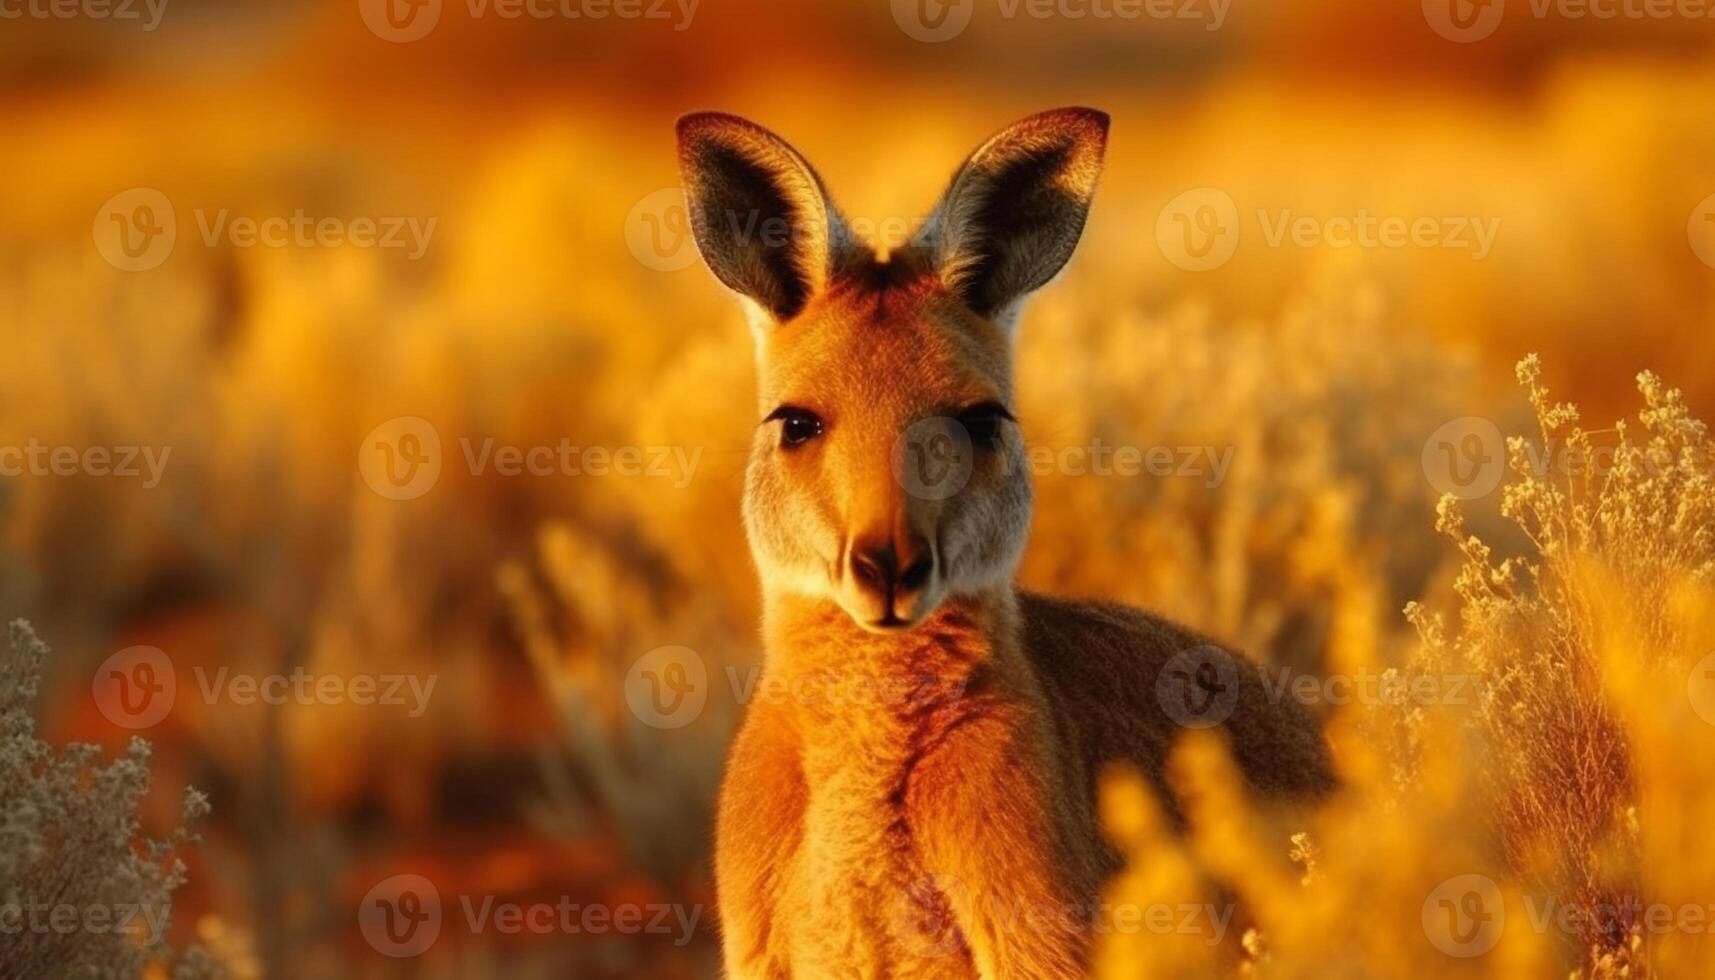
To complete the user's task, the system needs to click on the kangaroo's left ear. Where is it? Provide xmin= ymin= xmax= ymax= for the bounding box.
xmin=915 ymin=107 xmax=1109 ymax=325
xmin=677 ymin=112 xmax=856 ymax=326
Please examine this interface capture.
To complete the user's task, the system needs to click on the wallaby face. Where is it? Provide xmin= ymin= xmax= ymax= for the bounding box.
xmin=678 ymin=108 xmax=1108 ymax=632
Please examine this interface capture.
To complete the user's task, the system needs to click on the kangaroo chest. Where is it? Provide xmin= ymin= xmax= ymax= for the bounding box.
xmin=772 ymin=661 xmax=989 ymax=979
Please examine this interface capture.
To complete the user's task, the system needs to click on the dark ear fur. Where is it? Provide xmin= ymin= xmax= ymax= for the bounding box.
xmin=676 ymin=112 xmax=853 ymax=323
xmin=915 ymin=107 xmax=1109 ymax=321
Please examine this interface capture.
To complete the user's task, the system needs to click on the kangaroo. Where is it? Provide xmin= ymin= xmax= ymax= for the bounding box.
xmin=676 ymin=107 xmax=1336 ymax=980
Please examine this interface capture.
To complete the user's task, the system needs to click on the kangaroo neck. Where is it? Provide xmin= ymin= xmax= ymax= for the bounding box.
xmin=758 ymin=589 xmax=1021 ymax=719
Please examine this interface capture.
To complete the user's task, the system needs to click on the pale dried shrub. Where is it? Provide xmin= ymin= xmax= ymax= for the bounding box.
xmin=1098 ymin=356 xmax=1715 ymax=978
xmin=0 ymin=619 xmax=219 ymax=980
xmin=1412 ymin=356 xmax=1715 ymax=935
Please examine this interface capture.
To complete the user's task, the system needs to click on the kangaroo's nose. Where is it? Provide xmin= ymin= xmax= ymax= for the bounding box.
xmin=849 ymin=536 xmax=935 ymax=602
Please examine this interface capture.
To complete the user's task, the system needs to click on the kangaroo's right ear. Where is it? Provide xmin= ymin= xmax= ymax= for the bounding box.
xmin=915 ymin=108 xmax=1109 ymax=327
xmin=676 ymin=113 xmax=853 ymax=325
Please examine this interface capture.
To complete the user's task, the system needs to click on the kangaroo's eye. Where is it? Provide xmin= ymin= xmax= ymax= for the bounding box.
xmin=766 ymin=406 xmax=825 ymax=449
xmin=957 ymin=402 xmax=1015 ymax=451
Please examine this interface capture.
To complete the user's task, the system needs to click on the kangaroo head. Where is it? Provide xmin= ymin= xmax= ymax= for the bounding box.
xmin=677 ymin=108 xmax=1108 ymax=633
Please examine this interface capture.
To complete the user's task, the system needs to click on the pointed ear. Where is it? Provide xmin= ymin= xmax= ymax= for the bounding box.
xmin=915 ymin=107 xmax=1109 ymax=323
xmin=676 ymin=112 xmax=855 ymax=324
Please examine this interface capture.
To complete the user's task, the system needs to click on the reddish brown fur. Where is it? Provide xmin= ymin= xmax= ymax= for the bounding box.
xmin=678 ymin=109 xmax=1336 ymax=979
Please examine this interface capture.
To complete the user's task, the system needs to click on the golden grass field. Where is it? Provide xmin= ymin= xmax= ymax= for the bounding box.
xmin=2 ymin=0 xmax=1714 ymax=976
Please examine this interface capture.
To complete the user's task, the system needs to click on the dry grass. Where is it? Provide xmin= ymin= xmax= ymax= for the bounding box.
xmin=1097 ymin=359 xmax=1715 ymax=978
xmin=2 ymin=20 xmax=1713 ymax=972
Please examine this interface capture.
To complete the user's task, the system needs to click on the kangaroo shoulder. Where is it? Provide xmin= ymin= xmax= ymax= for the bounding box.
xmin=1017 ymin=591 xmax=1218 ymax=675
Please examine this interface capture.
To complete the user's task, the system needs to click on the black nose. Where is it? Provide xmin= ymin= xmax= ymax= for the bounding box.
xmin=849 ymin=538 xmax=934 ymax=599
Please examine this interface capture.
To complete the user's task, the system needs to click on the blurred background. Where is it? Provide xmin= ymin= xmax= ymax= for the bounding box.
xmin=2 ymin=0 xmax=1713 ymax=976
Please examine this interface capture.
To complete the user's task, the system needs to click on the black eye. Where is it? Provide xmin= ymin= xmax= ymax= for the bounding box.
xmin=957 ymin=403 xmax=1015 ymax=451
xmin=766 ymin=406 xmax=824 ymax=448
